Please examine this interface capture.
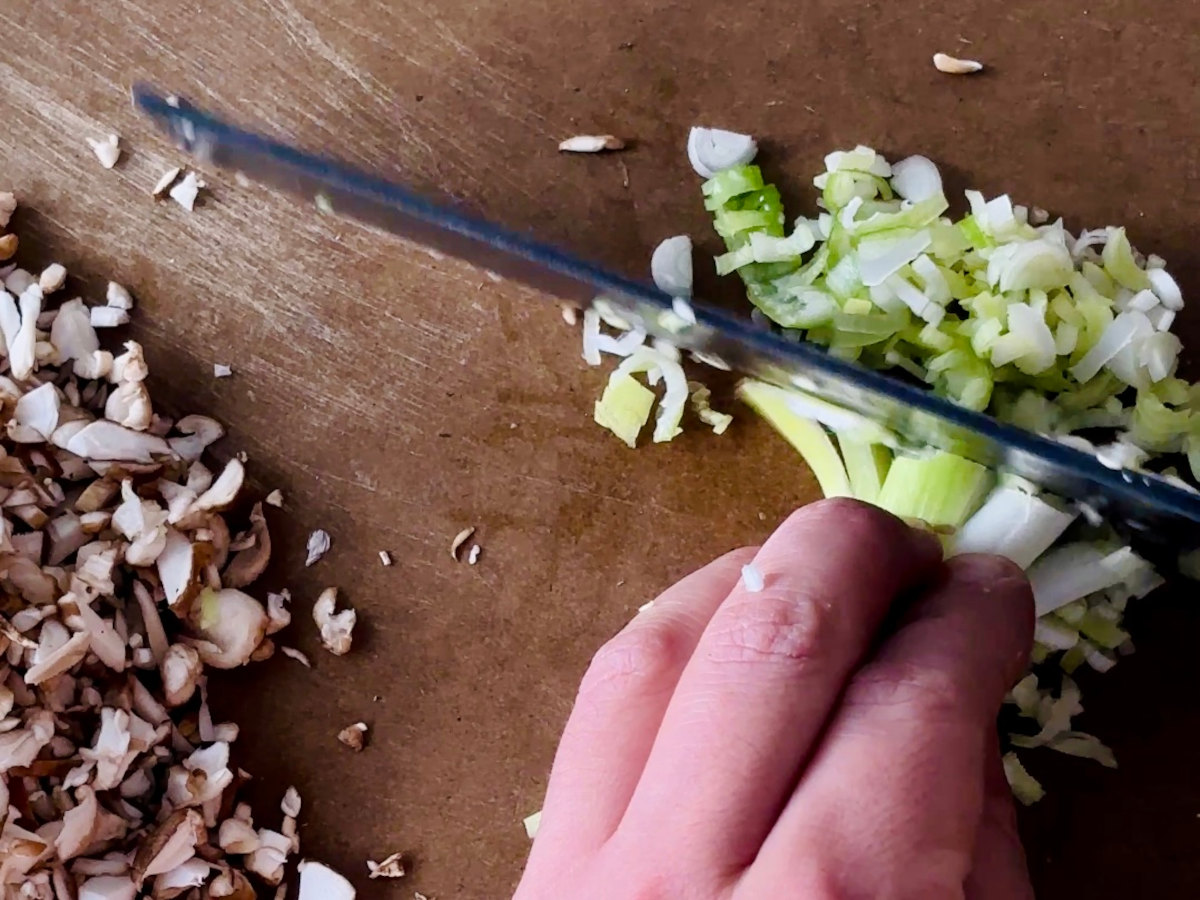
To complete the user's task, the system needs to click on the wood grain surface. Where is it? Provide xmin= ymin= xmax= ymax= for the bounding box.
xmin=1 ymin=0 xmax=1197 ymax=896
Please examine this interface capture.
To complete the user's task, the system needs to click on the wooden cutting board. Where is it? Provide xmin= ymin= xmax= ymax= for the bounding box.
xmin=1 ymin=0 xmax=1197 ymax=895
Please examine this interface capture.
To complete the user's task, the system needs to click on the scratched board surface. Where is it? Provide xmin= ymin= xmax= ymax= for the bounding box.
xmin=1 ymin=0 xmax=1199 ymax=896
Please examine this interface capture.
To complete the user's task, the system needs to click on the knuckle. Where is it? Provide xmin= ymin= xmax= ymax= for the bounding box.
xmin=578 ymin=624 xmax=687 ymax=701
xmin=844 ymin=661 xmax=969 ymax=724
xmin=705 ymin=592 xmax=829 ymax=667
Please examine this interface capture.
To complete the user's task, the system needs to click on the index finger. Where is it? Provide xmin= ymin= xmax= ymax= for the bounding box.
xmin=746 ymin=554 xmax=1034 ymax=898
xmin=616 ymin=499 xmax=944 ymax=873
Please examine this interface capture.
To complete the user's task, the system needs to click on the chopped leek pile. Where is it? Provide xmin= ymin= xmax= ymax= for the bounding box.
xmin=574 ymin=128 xmax=1194 ymax=805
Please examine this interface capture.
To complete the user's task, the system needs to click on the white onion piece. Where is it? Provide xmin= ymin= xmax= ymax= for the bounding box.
xmin=1070 ymin=311 xmax=1146 ymax=383
xmin=1146 ymin=266 xmax=1183 ymax=311
xmin=1028 ymin=543 xmax=1152 ymax=617
xmin=580 ymin=309 xmax=602 ymax=366
xmin=687 ymin=127 xmax=757 ymax=178
xmin=651 ymin=235 xmax=694 ymax=297
xmin=856 ymin=230 xmax=932 ymax=287
xmin=1138 ymin=331 xmax=1181 ymax=382
xmin=889 ymin=155 xmax=943 ymax=202
xmin=951 ymin=488 xmax=1077 ymax=569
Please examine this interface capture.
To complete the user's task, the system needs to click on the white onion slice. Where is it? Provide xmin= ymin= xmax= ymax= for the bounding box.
xmin=890 ymin=155 xmax=943 ymax=202
xmin=687 ymin=127 xmax=758 ymax=178
xmin=651 ymin=235 xmax=694 ymax=296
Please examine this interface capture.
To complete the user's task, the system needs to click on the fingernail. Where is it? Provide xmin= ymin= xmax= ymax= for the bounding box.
xmin=947 ymin=553 xmax=1030 ymax=593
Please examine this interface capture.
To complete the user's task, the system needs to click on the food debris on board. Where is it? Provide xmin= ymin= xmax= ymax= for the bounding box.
xmin=338 ymin=722 xmax=368 ymax=751
xmin=558 ymin=134 xmax=626 ymax=153
xmin=86 ymin=133 xmax=121 ymax=169
xmin=0 ymin=199 xmax=358 ymax=895
xmin=281 ymin=646 xmax=313 ymax=668
xmin=213 ymin=363 xmax=233 ymax=378
xmin=305 ymin=528 xmax=331 ymax=566
xmin=313 ymin=587 xmax=356 ymax=655
xmin=367 ymin=851 xmax=407 ymax=879
xmin=932 ymin=52 xmax=984 ymax=74
xmin=467 ymin=544 xmax=481 ymax=566
xmin=378 ymin=549 xmax=393 ymax=566
xmin=151 ymin=166 xmax=182 ymax=197
xmin=449 ymin=526 xmax=475 ymax=560
xmin=168 ymin=171 xmax=205 ymax=211
xmin=564 ymin=126 xmax=1200 ymax=809
xmin=265 ymin=488 xmax=284 ymax=508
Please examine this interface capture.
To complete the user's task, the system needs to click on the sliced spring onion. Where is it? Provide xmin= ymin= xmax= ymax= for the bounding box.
xmin=651 ymin=235 xmax=694 ymax=297
xmin=875 ymin=451 xmax=992 ymax=529
xmin=737 ymin=380 xmax=852 ymax=498
xmin=950 ymin=487 xmax=1077 ymax=568
xmin=593 ymin=372 xmax=655 ymax=448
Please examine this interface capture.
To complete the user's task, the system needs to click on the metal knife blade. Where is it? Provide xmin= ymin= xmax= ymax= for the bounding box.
xmin=132 ymin=84 xmax=1200 ymax=561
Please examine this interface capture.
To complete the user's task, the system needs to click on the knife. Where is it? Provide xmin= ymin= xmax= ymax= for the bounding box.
xmin=131 ymin=84 xmax=1200 ymax=560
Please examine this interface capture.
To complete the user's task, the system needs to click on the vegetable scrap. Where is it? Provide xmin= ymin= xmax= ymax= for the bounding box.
xmin=86 ymin=133 xmax=121 ymax=169
xmin=933 ymin=52 xmax=984 ymax=74
xmin=558 ymin=135 xmax=626 ymax=153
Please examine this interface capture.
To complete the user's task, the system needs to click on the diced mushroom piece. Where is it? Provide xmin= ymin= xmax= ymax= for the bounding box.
xmin=281 ymin=786 xmax=302 ymax=818
xmin=47 ymin=512 xmax=89 ymax=564
xmin=190 ymin=459 xmax=244 ymax=513
xmin=39 ymin=263 xmax=67 ymax=293
xmin=266 ymin=589 xmax=292 ymax=634
xmin=166 ymin=742 xmax=234 ymax=807
xmin=66 ymin=421 xmax=170 ymax=463
xmin=161 ymin=643 xmax=203 ymax=706
xmin=132 ymin=809 xmax=206 ymax=884
xmin=74 ymin=593 xmax=128 ymax=671
xmin=106 ymin=380 xmax=154 ymax=431
xmin=8 ymin=382 xmax=60 ymax=442
xmin=312 ymin=587 xmax=355 ymax=656
xmin=91 ymin=306 xmax=131 ymax=328
xmin=298 ymin=861 xmax=356 ymax=900
xmin=76 ymin=477 xmax=120 ymax=513
xmin=111 ymin=341 xmax=149 ymax=383
xmin=224 ymin=502 xmax=271 ymax=588
xmin=245 ymin=829 xmax=291 ymax=886
xmin=187 ymin=588 xmax=268 ymax=669
xmin=112 ymin=480 xmax=170 ymax=566
xmin=151 ymin=167 xmax=181 ymax=197
xmin=218 ymin=817 xmax=261 ymax=854
xmin=157 ymin=529 xmax=207 ymax=614
xmin=169 ymin=172 xmax=204 ymax=211
xmin=55 ymin=785 xmax=101 ymax=860
xmin=0 ymin=708 xmax=55 ymax=768
xmin=106 ymin=281 xmax=135 ymax=309
xmin=87 ymin=133 xmax=122 ymax=168
xmin=24 ymin=629 xmax=90 ymax=684
xmin=0 ymin=191 xmax=15 ymax=228
xmin=2 ymin=283 xmax=43 ymax=380
xmin=337 ymin=722 xmax=367 ymax=751
xmin=305 ymin=529 xmax=330 ymax=566
xmin=152 ymin=858 xmax=211 ymax=897
xmin=366 ymin=852 xmax=406 ymax=879
xmin=79 ymin=876 xmax=138 ymax=900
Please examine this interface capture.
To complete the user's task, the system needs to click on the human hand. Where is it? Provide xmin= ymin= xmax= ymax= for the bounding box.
xmin=516 ymin=499 xmax=1036 ymax=900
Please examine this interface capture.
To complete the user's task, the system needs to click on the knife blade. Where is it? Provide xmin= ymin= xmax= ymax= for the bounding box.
xmin=132 ymin=84 xmax=1200 ymax=561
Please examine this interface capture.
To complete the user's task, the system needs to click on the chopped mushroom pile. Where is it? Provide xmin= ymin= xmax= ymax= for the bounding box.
xmin=0 ymin=198 xmax=357 ymax=897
